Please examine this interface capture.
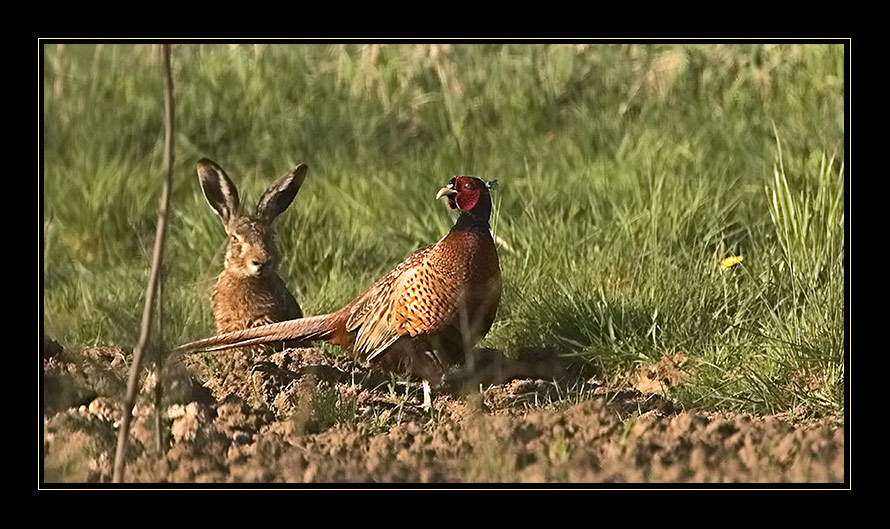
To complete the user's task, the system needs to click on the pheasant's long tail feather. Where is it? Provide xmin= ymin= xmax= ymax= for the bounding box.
xmin=174 ymin=313 xmax=340 ymax=355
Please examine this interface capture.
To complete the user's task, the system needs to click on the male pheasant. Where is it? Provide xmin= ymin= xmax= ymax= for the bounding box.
xmin=175 ymin=176 xmax=502 ymax=409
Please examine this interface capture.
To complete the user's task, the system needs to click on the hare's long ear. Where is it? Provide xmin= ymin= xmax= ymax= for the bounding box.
xmin=256 ymin=163 xmax=308 ymax=222
xmin=197 ymin=158 xmax=241 ymax=224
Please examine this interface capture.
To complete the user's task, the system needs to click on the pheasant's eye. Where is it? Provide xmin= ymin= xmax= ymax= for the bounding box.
xmin=464 ymin=181 xmax=472 ymax=189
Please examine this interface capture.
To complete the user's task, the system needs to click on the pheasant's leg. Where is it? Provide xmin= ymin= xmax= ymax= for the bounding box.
xmin=422 ymin=379 xmax=432 ymax=411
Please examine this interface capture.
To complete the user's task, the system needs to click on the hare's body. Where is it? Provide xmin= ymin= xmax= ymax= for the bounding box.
xmin=198 ymin=158 xmax=308 ymax=358
xmin=212 ymin=265 xmax=302 ymax=335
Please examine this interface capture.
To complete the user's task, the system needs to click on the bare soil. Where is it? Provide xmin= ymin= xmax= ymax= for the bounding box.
xmin=42 ymin=338 xmax=845 ymax=484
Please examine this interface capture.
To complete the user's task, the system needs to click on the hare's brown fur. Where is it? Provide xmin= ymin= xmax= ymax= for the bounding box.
xmin=198 ymin=158 xmax=307 ymax=358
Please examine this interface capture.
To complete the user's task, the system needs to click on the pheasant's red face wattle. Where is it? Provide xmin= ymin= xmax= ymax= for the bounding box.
xmin=455 ymin=188 xmax=480 ymax=210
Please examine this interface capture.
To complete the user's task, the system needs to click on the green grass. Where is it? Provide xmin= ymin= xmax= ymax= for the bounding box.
xmin=42 ymin=42 xmax=846 ymax=417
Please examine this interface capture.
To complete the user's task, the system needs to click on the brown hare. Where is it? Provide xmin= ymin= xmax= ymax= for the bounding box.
xmin=197 ymin=158 xmax=307 ymax=359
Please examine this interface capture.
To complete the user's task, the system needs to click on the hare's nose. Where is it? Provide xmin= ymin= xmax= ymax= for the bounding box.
xmin=248 ymin=258 xmax=270 ymax=276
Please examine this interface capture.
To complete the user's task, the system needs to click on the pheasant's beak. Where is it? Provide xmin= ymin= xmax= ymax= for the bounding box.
xmin=436 ymin=184 xmax=457 ymax=200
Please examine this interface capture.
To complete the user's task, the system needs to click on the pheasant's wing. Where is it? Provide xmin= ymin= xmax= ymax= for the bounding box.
xmin=346 ymin=244 xmax=463 ymax=361
xmin=346 ymin=247 xmax=429 ymax=328
xmin=388 ymin=254 xmax=462 ymax=336
xmin=345 ymin=246 xmax=432 ymax=356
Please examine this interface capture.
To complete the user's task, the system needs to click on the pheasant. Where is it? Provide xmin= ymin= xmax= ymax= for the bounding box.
xmin=175 ymin=176 xmax=502 ymax=409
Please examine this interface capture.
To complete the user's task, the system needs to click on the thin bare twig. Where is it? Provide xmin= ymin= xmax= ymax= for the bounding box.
xmin=154 ymin=279 xmax=165 ymax=453
xmin=112 ymin=44 xmax=175 ymax=483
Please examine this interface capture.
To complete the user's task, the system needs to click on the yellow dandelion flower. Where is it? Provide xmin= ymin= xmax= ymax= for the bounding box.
xmin=720 ymin=255 xmax=744 ymax=271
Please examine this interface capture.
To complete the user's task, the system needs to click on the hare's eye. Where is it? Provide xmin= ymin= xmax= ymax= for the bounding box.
xmin=230 ymin=234 xmax=239 ymax=243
